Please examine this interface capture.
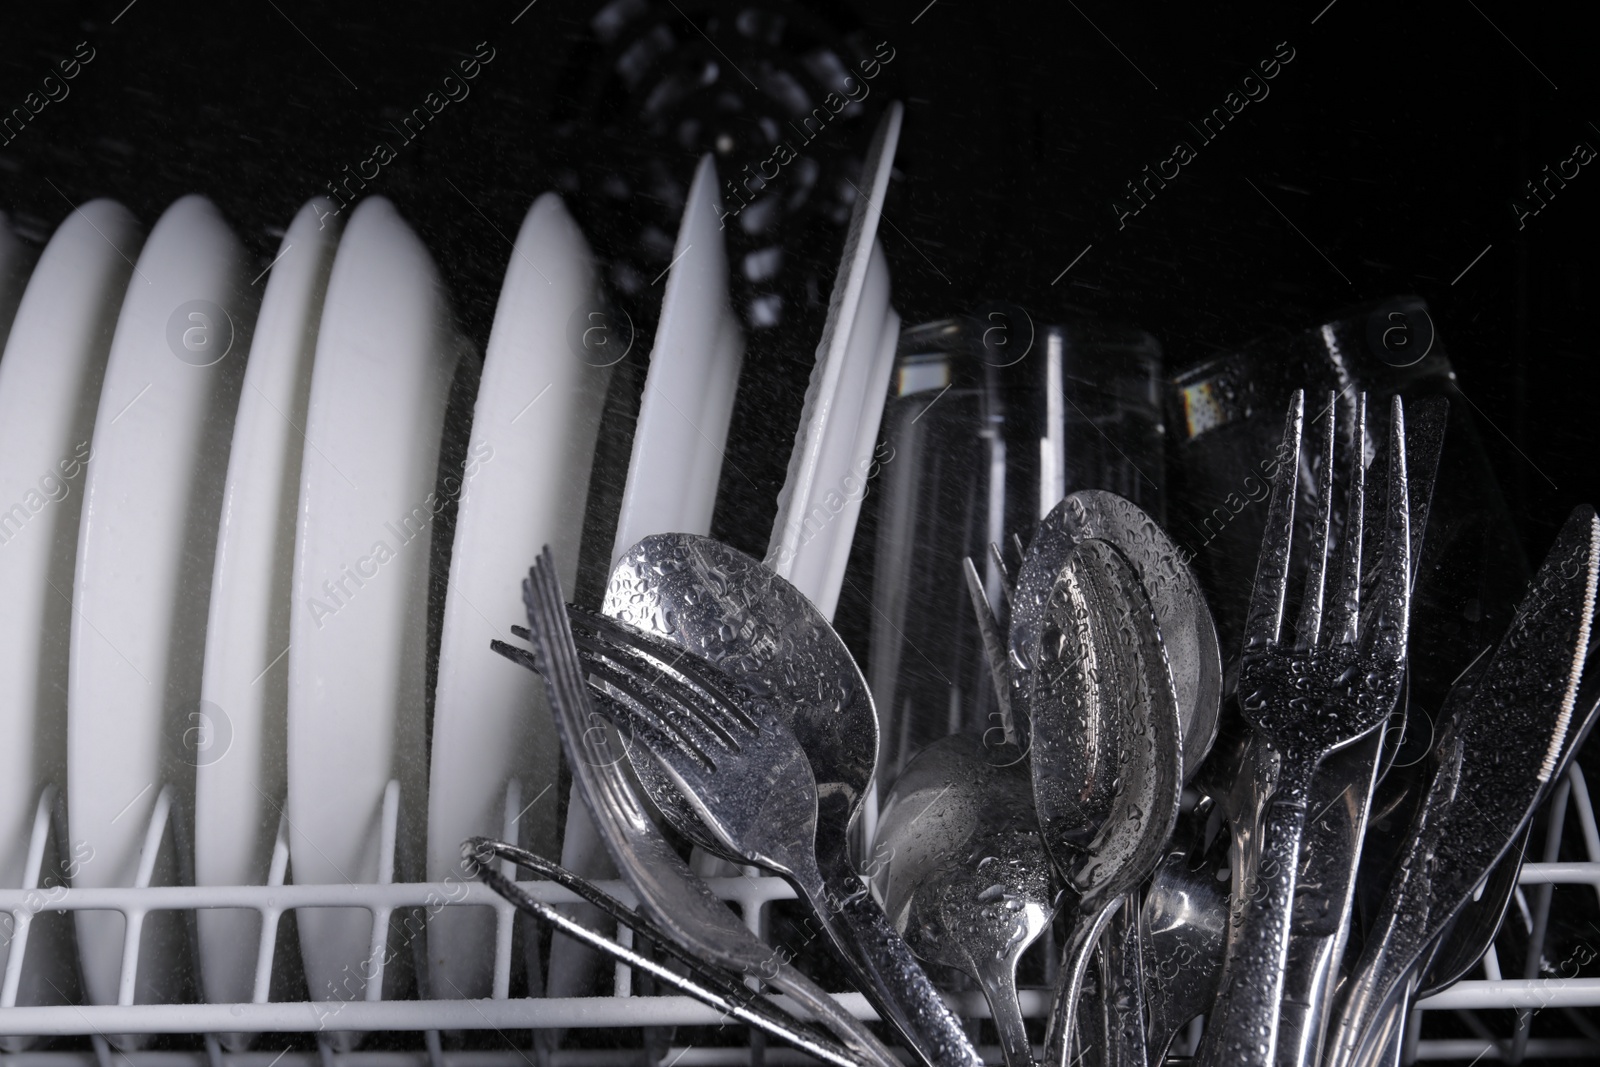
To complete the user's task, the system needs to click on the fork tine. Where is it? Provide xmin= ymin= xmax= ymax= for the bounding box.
xmin=492 ymin=623 xmax=722 ymax=764
xmin=1362 ymin=396 xmax=1411 ymax=664
xmin=964 ymin=556 xmax=1015 ymax=741
xmin=578 ymin=650 xmax=722 ymax=768
xmin=598 ymin=621 xmax=756 ymax=736
xmin=575 ymin=635 xmax=739 ymax=755
xmin=1244 ymin=390 xmax=1306 ymax=651
xmin=988 ymin=542 xmax=1015 ymax=607
xmin=570 ymin=609 xmax=758 ymax=736
xmin=598 ymin=689 xmax=722 ymax=781
xmin=522 ymin=554 xmax=647 ymax=826
xmin=568 ymin=621 xmax=760 ymax=766
xmin=1328 ymin=394 xmax=1369 ymax=645
xmin=1294 ymin=391 xmax=1339 ymax=648
xmin=490 ymin=638 xmax=537 ymax=672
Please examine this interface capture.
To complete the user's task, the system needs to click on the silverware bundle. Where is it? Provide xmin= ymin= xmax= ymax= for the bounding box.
xmin=482 ymin=387 xmax=1600 ymax=1067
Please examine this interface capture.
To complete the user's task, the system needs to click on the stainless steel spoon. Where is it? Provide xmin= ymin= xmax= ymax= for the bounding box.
xmin=1024 ymin=537 xmax=1185 ymax=1067
xmin=1140 ymin=788 xmax=1230 ymax=1062
xmin=602 ymin=532 xmax=982 ymax=1067
xmin=1012 ymin=490 xmax=1222 ymax=783
xmin=969 ymin=489 xmax=1220 ymax=1067
xmin=875 ymin=734 xmax=1053 ymax=1067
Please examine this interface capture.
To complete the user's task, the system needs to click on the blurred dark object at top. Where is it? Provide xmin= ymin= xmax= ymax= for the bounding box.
xmin=548 ymin=0 xmax=898 ymax=338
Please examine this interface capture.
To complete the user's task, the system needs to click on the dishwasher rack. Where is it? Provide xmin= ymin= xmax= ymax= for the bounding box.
xmin=4 ymin=762 xmax=1600 ymax=1065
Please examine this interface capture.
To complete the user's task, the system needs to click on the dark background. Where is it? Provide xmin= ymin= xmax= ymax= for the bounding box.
xmin=5 ymin=0 xmax=1595 ymax=559
xmin=4 ymin=0 xmax=1597 ymax=1062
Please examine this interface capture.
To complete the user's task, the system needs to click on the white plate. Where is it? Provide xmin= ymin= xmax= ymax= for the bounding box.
xmin=0 ymin=200 xmax=141 ymax=1036
xmin=549 ymin=152 xmax=746 ymax=1002
xmin=68 ymin=195 xmax=250 ymax=1018
xmin=768 ymin=103 xmax=902 ymax=612
xmin=194 ymin=198 xmax=342 ymax=1017
xmin=425 ymin=193 xmax=611 ymax=1000
xmin=798 ymin=239 xmax=894 ymax=619
xmin=610 ymin=152 xmax=745 ymax=562
xmin=818 ymin=265 xmax=901 ymax=620
xmin=288 ymin=196 xmax=457 ymax=1015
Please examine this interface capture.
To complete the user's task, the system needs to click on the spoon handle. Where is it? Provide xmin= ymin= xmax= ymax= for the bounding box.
xmin=1348 ymin=976 xmax=1413 ymax=1067
xmin=1323 ymin=909 xmax=1427 ymax=1067
xmin=1102 ymin=893 xmax=1150 ymax=1067
xmin=1041 ymin=895 xmax=1120 ymax=1067
xmin=1194 ymin=765 xmax=1314 ymax=1067
xmin=764 ymin=957 xmax=908 ymax=1067
xmin=977 ymin=957 xmax=1037 ymax=1067
xmin=809 ymin=847 xmax=984 ymax=1067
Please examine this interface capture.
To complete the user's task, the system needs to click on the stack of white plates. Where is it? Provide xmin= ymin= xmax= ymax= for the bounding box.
xmin=0 ymin=103 xmax=902 ymax=1035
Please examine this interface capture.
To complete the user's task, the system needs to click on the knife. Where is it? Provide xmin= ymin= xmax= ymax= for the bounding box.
xmin=1323 ymin=504 xmax=1600 ymax=1067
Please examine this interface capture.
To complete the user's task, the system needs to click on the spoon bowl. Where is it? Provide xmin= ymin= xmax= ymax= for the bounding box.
xmin=1027 ymin=537 xmax=1185 ymax=1067
xmin=603 ymin=532 xmax=981 ymax=1067
xmin=1012 ymin=490 xmax=1221 ymax=782
xmin=876 ymin=734 xmax=1054 ymax=1067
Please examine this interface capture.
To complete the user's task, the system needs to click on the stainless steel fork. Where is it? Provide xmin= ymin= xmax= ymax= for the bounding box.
xmin=518 ymin=548 xmax=902 ymax=1067
xmin=1193 ymin=390 xmax=1412 ymax=1067
xmin=561 ymin=605 xmax=982 ymax=1067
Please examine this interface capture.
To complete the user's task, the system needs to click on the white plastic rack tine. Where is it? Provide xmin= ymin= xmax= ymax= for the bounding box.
xmin=120 ymin=784 xmax=176 ymax=1006
xmin=363 ymin=780 xmax=401 ymax=1004
xmin=613 ymin=924 xmax=634 ymax=999
xmin=89 ymin=1032 xmax=113 ymax=1067
xmin=498 ymin=778 xmax=521 ymax=882
xmin=251 ymin=813 xmax=292 ymax=1005
xmin=1 ymin=783 xmax=57 ymax=1007
xmin=492 ymin=778 xmax=521 ymax=1001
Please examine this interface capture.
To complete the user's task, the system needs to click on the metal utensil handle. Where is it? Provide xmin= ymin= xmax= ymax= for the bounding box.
xmin=811 ymin=846 xmax=985 ymax=1067
xmin=1324 ymin=911 xmax=1429 ymax=1067
xmin=764 ymin=956 xmax=905 ymax=1067
xmin=465 ymin=836 xmax=853 ymax=1055
xmin=469 ymin=856 xmax=870 ymax=1067
xmin=1277 ymin=730 xmax=1385 ymax=1067
xmin=976 ymin=958 xmax=1036 ymax=1067
xmin=1195 ymin=769 xmax=1313 ymax=1067
xmin=1103 ymin=893 xmax=1149 ymax=1067
xmin=1041 ymin=895 xmax=1121 ymax=1067
xmin=1347 ymin=974 xmax=1414 ymax=1067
